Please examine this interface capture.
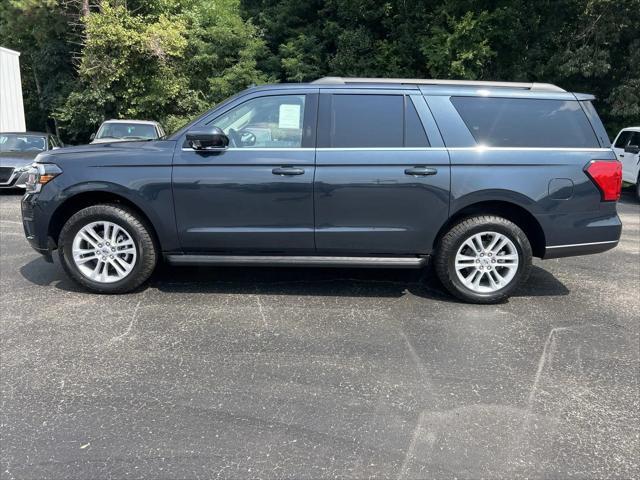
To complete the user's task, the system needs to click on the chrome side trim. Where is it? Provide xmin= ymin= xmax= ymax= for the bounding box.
xmin=447 ymin=147 xmax=613 ymax=152
xmin=317 ymin=147 xmax=446 ymax=151
xmin=166 ymin=254 xmax=427 ymax=268
xmin=546 ymin=240 xmax=618 ymax=249
xmin=180 ymin=146 xmax=613 ymax=153
xmin=181 ymin=147 xmax=314 ymax=152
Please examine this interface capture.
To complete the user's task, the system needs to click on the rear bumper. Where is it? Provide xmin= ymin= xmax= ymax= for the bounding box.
xmin=540 ymin=209 xmax=622 ymax=259
xmin=543 ymin=239 xmax=618 ymax=259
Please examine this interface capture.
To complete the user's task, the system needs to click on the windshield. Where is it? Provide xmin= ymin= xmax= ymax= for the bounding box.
xmin=96 ymin=123 xmax=158 ymax=140
xmin=0 ymin=134 xmax=47 ymax=153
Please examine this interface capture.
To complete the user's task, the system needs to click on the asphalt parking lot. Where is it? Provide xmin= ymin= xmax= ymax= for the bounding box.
xmin=1 ymin=190 xmax=638 ymax=479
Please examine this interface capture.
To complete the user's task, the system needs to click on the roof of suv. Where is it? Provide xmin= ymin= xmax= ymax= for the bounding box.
xmin=311 ymin=76 xmax=566 ymax=92
xmin=239 ymin=77 xmax=589 ymax=99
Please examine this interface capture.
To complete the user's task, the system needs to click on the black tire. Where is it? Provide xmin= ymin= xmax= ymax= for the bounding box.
xmin=58 ymin=204 xmax=157 ymax=293
xmin=434 ymin=215 xmax=532 ymax=304
xmin=636 ymin=179 xmax=640 ymax=202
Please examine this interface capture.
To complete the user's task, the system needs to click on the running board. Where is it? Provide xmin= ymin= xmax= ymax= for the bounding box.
xmin=165 ymin=254 xmax=428 ymax=268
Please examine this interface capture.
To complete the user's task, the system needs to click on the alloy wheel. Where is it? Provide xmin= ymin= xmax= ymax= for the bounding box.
xmin=454 ymin=231 xmax=519 ymax=293
xmin=71 ymin=221 xmax=137 ymax=283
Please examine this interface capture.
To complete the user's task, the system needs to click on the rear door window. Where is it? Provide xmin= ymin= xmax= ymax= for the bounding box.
xmin=329 ymin=94 xmax=403 ymax=148
xmin=320 ymin=94 xmax=429 ymax=148
xmin=451 ymin=97 xmax=600 ymax=148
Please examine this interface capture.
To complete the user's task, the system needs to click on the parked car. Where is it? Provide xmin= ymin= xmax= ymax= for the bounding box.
xmin=90 ymin=120 xmax=165 ymax=144
xmin=21 ymin=77 xmax=622 ymax=303
xmin=0 ymin=131 xmax=63 ymax=189
xmin=611 ymin=126 xmax=640 ymax=200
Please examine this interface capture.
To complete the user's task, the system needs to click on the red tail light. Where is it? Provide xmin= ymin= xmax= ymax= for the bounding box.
xmin=585 ymin=160 xmax=622 ymax=202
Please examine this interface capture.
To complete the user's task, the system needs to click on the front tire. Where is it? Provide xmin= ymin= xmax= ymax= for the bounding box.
xmin=434 ymin=215 xmax=532 ymax=304
xmin=58 ymin=204 xmax=157 ymax=293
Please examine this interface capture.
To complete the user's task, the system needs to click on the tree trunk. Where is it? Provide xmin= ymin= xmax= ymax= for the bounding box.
xmin=30 ymin=56 xmax=50 ymax=133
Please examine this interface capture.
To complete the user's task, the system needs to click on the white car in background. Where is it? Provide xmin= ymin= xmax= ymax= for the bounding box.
xmin=612 ymin=126 xmax=640 ymax=200
xmin=90 ymin=120 xmax=165 ymax=144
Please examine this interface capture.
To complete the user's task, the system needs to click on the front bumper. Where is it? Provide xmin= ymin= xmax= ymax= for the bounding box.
xmin=21 ymin=193 xmax=55 ymax=262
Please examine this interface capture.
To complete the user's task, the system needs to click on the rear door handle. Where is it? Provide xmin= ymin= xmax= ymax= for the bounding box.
xmin=405 ymin=166 xmax=438 ymax=176
xmin=272 ymin=166 xmax=305 ymax=176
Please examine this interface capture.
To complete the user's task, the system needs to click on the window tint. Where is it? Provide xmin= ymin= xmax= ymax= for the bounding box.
xmin=405 ymin=97 xmax=430 ymax=147
xmin=628 ymin=132 xmax=640 ymax=147
xmin=213 ymin=95 xmax=306 ymax=148
xmin=329 ymin=95 xmax=403 ymax=148
xmin=451 ymin=97 xmax=600 ymax=148
xmin=614 ymin=131 xmax=632 ymax=148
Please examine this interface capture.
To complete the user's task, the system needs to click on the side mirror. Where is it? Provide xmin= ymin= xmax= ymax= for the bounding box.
xmin=186 ymin=127 xmax=229 ymax=151
xmin=89 ymin=133 xmax=96 ymax=141
xmin=624 ymin=144 xmax=639 ymax=154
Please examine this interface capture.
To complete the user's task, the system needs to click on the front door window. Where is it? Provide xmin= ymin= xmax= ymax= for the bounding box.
xmin=212 ymin=95 xmax=306 ymax=148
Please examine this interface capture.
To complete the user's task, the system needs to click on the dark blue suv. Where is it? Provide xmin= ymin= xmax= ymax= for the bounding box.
xmin=21 ymin=77 xmax=622 ymax=303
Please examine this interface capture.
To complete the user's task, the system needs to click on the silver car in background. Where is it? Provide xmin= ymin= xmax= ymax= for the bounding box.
xmin=0 ymin=132 xmax=63 ymax=189
xmin=90 ymin=120 xmax=165 ymax=144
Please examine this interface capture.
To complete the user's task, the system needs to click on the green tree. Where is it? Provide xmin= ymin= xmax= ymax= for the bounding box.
xmin=242 ymin=0 xmax=640 ymax=133
xmin=0 ymin=0 xmax=77 ymax=135
xmin=56 ymin=0 xmax=268 ymax=141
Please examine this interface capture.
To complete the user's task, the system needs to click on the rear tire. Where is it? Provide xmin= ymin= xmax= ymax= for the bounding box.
xmin=434 ymin=215 xmax=532 ymax=304
xmin=58 ymin=204 xmax=157 ymax=293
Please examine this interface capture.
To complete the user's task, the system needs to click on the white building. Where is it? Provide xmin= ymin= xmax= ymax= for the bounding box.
xmin=0 ymin=47 xmax=26 ymax=132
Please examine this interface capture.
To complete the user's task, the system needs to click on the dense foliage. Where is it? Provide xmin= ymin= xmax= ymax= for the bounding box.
xmin=1 ymin=0 xmax=638 ymax=142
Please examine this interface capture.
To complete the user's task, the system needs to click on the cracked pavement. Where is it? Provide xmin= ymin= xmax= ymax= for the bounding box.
xmin=1 ymin=190 xmax=638 ymax=479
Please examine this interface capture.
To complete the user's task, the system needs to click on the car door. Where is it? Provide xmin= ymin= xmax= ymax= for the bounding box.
xmin=621 ymin=131 xmax=640 ymax=183
xmin=172 ymin=90 xmax=318 ymax=253
xmin=314 ymin=90 xmax=450 ymax=255
xmin=612 ymin=130 xmax=634 ymax=182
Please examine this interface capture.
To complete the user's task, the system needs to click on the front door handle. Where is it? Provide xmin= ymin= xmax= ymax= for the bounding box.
xmin=272 ymin=166 xmax=305 ymax=176
xmin=405 ymin=166 xmax=438 ymax=176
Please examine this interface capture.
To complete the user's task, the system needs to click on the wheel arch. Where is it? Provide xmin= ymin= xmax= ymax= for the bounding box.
xmin=435 ymin=199 xmax=546 ymax=258
xmin=48 ymin=188 xmax=161 ymax=250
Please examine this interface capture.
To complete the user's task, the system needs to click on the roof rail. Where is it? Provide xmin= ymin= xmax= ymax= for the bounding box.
xmin=311 ymin=77 xmax=566 ymax=92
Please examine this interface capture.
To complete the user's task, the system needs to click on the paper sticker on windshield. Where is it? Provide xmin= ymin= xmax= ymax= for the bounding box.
xmin=278 ymin=104 xmax=301 ymax=129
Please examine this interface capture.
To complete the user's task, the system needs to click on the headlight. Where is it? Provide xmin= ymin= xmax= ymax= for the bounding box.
xmin=25 ymin=163 xmax=62 ymax=193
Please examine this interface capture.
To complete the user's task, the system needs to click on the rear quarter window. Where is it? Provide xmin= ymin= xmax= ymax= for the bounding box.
xmin=451 ymin=97 xmax=600 ymax=148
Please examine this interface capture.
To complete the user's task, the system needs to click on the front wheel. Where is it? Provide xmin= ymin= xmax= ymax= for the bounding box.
xmin=58 ymin=204 xmax=157 ymax=293
xmin=434 ymin=216 xmax=532 ymax=304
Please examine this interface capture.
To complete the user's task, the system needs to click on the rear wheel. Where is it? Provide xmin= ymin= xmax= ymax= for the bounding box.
xmin=58 ymin=204 xmax=157 ymax=293
xmin=435 ymin=216 xmax=532 ymax=303
xmin=636 ymin=177 xmax=640 ymax=201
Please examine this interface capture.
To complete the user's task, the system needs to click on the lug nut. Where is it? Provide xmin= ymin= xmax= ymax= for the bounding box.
xmin=110 ymin=255 xmax=114 ymax=259
xmin=102 ymin=256 xmax=106 ymax=260
xmin=98 ymin=243 xmax=102 ymax=247
xmin=491 ymin=259 xmax=496 ymax=263
xmin=111 ymin=248 xmax=115 ymax=252
xmin=480 ymin=252 xmax=484 ymax=257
